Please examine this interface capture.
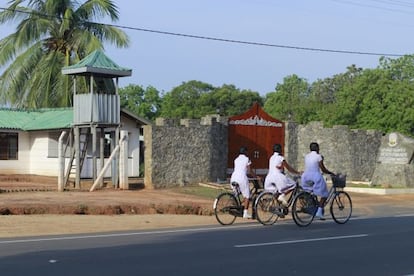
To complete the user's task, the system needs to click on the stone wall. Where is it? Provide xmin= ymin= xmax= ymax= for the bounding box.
xmin=288 ymin=122 xmax=383 ymax=182
xmin=144 ymin=115 xmax=228 ymax=189
xmin=370 ymin=132 xmax=414 ymax=187
xmin=144 ymin=117 xmax=414 ymax=188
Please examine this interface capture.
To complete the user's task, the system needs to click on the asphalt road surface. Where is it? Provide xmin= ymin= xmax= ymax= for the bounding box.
xmin=1 ymin=213 xmax=414 ymax=276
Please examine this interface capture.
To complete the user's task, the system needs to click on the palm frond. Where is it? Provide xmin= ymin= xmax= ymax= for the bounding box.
xmin=0 ymin=0 xmax=129 ymax=108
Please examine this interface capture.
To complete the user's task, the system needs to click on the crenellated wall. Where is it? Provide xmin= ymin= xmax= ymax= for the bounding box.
xmin=144 ymin=117 xmax=413 ymax=188
xmin=286 ymin=122 xmax=383 ymax=182
xmin=144 ymin=115 xmax=228 ymax=189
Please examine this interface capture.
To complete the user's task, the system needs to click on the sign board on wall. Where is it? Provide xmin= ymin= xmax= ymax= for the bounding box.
xmin=377 ymin=132 xmax=414 ymax=164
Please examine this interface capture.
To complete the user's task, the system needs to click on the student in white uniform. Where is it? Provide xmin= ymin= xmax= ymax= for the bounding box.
xmin=230 ymin=146 xmax=254 ymax=219
xmin=264 ymin=144 xmax=300 ymax=205
xmin=301 ymin=142 xmax=335 ymax=220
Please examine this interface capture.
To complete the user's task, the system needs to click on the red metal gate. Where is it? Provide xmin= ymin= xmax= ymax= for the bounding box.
xmin=227 ymin=102 xmax=285 ymax=177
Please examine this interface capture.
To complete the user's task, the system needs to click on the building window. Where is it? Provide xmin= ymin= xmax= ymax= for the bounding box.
xmin=0 ymin=132 xmax=18 ymax=160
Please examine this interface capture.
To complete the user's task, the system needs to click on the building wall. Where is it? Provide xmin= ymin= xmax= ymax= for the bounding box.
xmin=122 ymin=117 xmax=141 ymax=177
xmin=28 ymin=131 xmax=60 ymax=175
xmin=0 ymin=130 xmax=31 ymax=174
xmin=0 ymin=115 xmax=142 ymax=178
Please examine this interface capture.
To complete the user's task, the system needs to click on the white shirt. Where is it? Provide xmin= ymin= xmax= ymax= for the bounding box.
xmin=268 ymin=152 xmax=284 ymax=175
xmin=230 ymin=154 xmax=251 ymax=198
xmin=304 ymin=151 xmax=322 ymax=174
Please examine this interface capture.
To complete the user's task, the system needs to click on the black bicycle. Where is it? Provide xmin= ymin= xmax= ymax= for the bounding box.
xmin=291 ymin=174 xmax=352 ymax=227
xmin=254 ymin=175 xmax=302 ymax=225
xmin=213 ymin=177 xmax=263 ymax=225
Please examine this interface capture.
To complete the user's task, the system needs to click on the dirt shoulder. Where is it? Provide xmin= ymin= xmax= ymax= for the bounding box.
xmin=0 ymin=189 xmax=213 ymax=216
xmin=1 ymin=179 xmax=414 ymax=238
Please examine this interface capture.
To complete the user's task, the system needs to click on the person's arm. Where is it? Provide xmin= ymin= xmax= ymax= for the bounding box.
xmin=319 ymin=160 xmax=334 ymax=175
xmin=246 ymin=159 xmax=257 ymax=178
xmin=247 ymin=165 xmax=257 ymax=178
xmin=282 ymin=160 xmax=300 ymax=175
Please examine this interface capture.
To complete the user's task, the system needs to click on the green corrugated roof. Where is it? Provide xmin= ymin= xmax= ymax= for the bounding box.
xmin=61 ymin=50 xmax=132 ymax=77
xmin=0 ymin=108 xmax=73 ymax=131
xmin=0 ymin=108 xmax=149 ymax=131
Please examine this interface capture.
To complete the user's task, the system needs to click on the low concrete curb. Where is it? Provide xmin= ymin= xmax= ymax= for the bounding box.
xmin=345 ymin=187 xmax=414 ymax=195
xmin=200 ymin=182 xmax=414 ymax=196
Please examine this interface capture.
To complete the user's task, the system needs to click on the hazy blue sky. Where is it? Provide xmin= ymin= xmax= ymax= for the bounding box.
xmin=0 ymin=0 xmax=413 ymax=95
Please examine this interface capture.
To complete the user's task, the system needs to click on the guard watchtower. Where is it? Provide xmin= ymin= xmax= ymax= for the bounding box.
xmin=61 ymin=50 xmax=131 ymax=189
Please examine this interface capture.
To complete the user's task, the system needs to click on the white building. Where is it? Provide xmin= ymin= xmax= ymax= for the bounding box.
xmin=0 ymin=108 xmax=150 ymax=179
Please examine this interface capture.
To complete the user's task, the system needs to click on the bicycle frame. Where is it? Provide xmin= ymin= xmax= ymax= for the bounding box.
xmin=254 ymin=175 xmax=302 ymax=225
xmin=231 ymin=183 xmax=243 ymax=207
xmin=269 ymin=175 xmax=302 ymax=208
xmin=227 ymin=178 xmax=263 ymax=217
xmin=232 ymin=178 xmax=262 ymax=202
xmin=291 ymin=174 xmax=352 ymax=226
xmin=322 ymin=185 xmax=341 ymax=208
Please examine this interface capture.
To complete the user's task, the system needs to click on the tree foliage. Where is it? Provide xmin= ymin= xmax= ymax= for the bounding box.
xmin=261 ymin=57 xmax=414 ymax=136
xmin=1 ymin=4 xmax=413 ymax=137
xmin=160 ymin=80 xmax=215 ymax=119
xmin=119 ymin=84 xmax=161 ymax=121
xmin=0 ymin=0 xmax=129 ymax=108
xmin=263 ymin=74 xmax=310 ymax=122
xmin=159 ymin=81 xmax=263 ymax=119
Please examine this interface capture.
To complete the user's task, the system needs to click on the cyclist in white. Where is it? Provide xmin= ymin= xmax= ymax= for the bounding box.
xmin=230 ymin=146 xmax=254 ymax=219
xmin=264 ymin=143 xmax=300 ymax=205
xmin=301 ymin=142 xmax=335 ymax=220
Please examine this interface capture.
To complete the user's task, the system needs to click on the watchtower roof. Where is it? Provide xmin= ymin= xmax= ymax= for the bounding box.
xmin=61 ymin=50 xmax=132 ymax=78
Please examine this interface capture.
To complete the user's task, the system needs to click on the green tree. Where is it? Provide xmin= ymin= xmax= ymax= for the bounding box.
xmin=264 ymin=74 xmax=310 ymax=122
xmin=309 ymin=65 xmax=363 ymax=126
xmin=119 ymin=84 xmax=162 ymax=121
xmin=200 ymin=84 xmax=263 ymax=116
xmin=378 ymin=54 xmax=414 ymax=81
xmin=160 ymin=80 xmax=215 ymax=119
xmin=0 ymin=0 xmax=129 ymax=108
xmin=160 ymin=81 xmax=263 ymax=119
xmin=352 ymin=68 xmax=414 ymax=136
xmin=319 ymin=58 xmax=414 ymax=136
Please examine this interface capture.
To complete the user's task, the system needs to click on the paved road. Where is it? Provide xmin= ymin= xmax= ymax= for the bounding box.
xmin=1 ymin=213 xmax=414 ymax=276
xmin=1 ymin=191 xmax=414 ymax=238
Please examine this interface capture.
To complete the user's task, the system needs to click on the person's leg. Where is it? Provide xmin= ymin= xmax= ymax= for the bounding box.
xmin=314 ymin=176 xmax=328 ymax=220
xmin=277 ymin=193 xmax=288 ymax=206
xmin=240 ymin=180 xmax=251 ymax=218
xmin=315 ymin=197 xmax=327 ymax=220
xmin=243 ymin=197 xmax=250 ymax=209
xmin=242 ymin=197 xmax=251 ymax=218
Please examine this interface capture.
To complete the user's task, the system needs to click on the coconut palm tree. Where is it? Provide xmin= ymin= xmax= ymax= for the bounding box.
xmin=0 ymin=0 xmax=129 ymax=108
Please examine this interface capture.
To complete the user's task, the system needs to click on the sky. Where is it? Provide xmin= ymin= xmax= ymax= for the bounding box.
xmin=0 ymin=0 xmax=413 ymax=95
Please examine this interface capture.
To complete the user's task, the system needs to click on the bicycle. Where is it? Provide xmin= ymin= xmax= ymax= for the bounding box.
xmin=291 ymin=174 xmax=352 ymax=227
xmin=254 ymin=175 xmax=302 ymax=225
xmin=213 ymin=177 xmax=263 ymax=225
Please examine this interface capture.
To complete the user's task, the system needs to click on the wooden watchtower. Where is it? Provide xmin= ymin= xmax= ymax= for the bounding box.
xmin=61 ymin=50 xmax=132 ymax=189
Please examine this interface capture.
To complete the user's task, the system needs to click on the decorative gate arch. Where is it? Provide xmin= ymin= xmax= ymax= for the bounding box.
xmin=227 ymin=102 xmax=285 ymax=176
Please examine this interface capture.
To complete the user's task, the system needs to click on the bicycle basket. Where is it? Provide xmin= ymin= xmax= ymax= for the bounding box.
xmin=331 ymin=174 xmax=346 ymax=188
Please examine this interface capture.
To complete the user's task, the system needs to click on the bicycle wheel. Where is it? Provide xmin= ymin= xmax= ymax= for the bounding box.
xmin=330 ymin=191 xmax=352 ymax=224
xmin=255 ymin=192 xmax=280 ymax=225
xmin=292 ymin=191 xmax=317 ymax=227
xmin=213 ymin=192 xmax=239 ymax=225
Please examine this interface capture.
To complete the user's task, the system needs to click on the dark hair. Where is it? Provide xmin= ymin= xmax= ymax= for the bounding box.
xmin=273 ymin=143 xmax=282 ymax=153
xmin=239 ymin=146 xmax=248 ymax=155
xmin=310 ymin=142 xmax=319 ymax=152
